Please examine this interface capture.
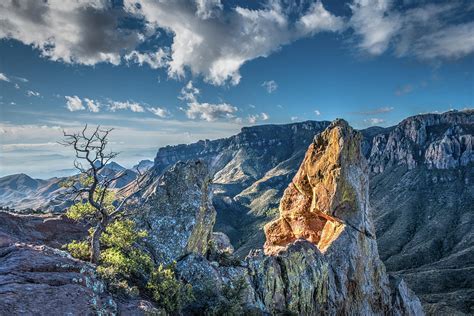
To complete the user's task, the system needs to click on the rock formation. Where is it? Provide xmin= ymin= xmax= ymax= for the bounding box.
xmin=249 ymin=119 xmax=423 ymax=315
xmin=0 ymin=242 xmax=117 ymax=315
xmin=137 ymin=160 xmax=216 ymax=264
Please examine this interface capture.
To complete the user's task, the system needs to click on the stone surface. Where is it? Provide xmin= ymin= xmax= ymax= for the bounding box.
xmin=0 ymin=242 xmax=117 ymax=315
xmin=137 ymin=159 xmax=216 ymax=265
xmin=0 ymin=211 xmax=87 ymax=248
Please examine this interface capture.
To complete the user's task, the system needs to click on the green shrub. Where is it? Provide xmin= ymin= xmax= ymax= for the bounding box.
xmin=147 ymin=264 xmax=194 ymax=313
xmin=66 ymin=240 xmax=90 ymax=261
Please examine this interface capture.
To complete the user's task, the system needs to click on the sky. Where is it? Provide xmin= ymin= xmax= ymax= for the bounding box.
xmin=0 ymin=0 xmax=473 ymax=178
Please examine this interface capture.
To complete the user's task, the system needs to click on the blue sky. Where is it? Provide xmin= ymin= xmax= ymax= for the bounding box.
xmin=0 ymin=0 xmax=473 ymax=178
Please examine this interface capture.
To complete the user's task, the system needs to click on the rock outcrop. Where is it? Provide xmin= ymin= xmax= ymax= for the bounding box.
xmin=137 ymin=160 xmax=216 ymax=264
xmin=0 ymin=242 xmax=117 ymax=315
xmin=0 ymin=212 xmax=87 ymax=248
xmin=249 ymin=119 xmax=423 ymax=315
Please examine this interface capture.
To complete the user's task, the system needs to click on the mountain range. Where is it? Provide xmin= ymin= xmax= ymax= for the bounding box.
xmin=0 ymin=110 xmax=472 ymax=314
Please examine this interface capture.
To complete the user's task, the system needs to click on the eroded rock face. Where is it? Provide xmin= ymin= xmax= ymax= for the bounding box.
xmin=0 ymin=242 xmax=117 ymax=315
xmin=137 ymin=160 xmax=216 ymax=265
xmin=369 ymin=110 xmax=474 ymax=173
xmin=252 ymin=119 xmax=423 ymax=315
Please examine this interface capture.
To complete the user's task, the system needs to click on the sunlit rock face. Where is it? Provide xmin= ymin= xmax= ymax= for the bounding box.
xmin=251 ymin=119 xmax=424 ymax=315
xmin=136 ymin=160 xmax=216 ymax=265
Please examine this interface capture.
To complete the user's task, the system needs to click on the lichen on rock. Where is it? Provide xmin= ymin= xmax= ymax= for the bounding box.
xmin=137 ymin=159 xmax=216 ymax=265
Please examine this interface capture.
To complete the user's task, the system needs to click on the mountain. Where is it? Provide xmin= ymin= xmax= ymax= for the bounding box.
xmin=0 ymin=110 xmax=472 ymax=313
xmin=141 ymin=109 xmax=473 ymax=314
xmin=133 ymin=159 xmax=154 ymax=172
xmin=0 ymin=162 xmax=137 ymax=211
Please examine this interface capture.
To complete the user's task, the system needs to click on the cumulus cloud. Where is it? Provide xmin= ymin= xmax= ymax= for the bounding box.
xmin=0 ymin=0 xmax=143 ymax=65
xmin=349 ymin=0 xmax=401 ymax=55
xmin=26 ymin=90 xmax=40 ymax=97
xmin=84 ymin=98 xmax=100 ymax=112
xmin=179 ymin=81 xmax=237 ymax=121
xmin=350 ymin=0 xmax=474 ymax=60
xmin=109 ymin=100 xmax=145 ymax=112
xmin=124 ymin=0 xmax=344 ymax=85
xmin=262 ymin=80 xmax=278 ymax=93
xmin=148 ymin=106 xmax=171 ymax=118
xmin=248 ymin=112 xmax=269 ymax=124
xmin=65 ymin=95 xmax=85 ymax=112
xmin=0 ymin=73 xmax=10 ymax=82
xmin=124 ymin=49 xmax=170 ymax=69
xmin=314 ymin=110 xmax=321 ymax=116
xmin=297 ymin=1 xmax=345 ymax=36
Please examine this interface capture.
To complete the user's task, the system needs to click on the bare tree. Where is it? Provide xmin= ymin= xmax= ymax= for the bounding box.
xmin=60 ymin=125 xmax=145 ymax=263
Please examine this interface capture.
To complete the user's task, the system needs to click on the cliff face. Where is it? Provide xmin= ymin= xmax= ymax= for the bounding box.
xmin=251 ymin=120 xmax=423 ymax=315
xmin=137 ymin=160 xmax=216 ymax=265
xmin=368 ymin=110 xmax=474 ymax=173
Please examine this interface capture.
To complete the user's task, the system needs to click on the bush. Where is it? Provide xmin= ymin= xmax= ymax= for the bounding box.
xmin=66 ymin=240 xmax=90 ymax=261
xmin=147 ymin=264 xmax=194 ymax=313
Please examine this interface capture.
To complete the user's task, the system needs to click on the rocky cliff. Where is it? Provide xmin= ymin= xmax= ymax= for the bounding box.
xmin=137 ymin=160 xmax=216 ymax=265
xmin=249 ymin=120 xmax=423 ymax=315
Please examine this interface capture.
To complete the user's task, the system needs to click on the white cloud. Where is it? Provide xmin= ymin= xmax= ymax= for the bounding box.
xmin=314 ymin=110 xmax=321 ymax=116
xmin=109 ymin=100 xmax=145 ymax=113
xmin=14 ymin=83 xmax=20 ymax=89
xmin=248 ymin=112 xmax=269 ymax=124
xmin=124 ymin=49 xmax=170 ymax=69
xmin=26 ymin=90 xmax=40 ymax=97
xmin=349 ymin=1 xmax=474 ymax=60
xmin=0 ymin=0 xmax=143 ymax=66
xmin=124 ymin=0 xmax=344 ymax=85
xmin=297 ymin=1 xmax=345 ymax=36
xmin=262 ymin=80 xmax=278 ymax=93
xmin=186 ymin=102 xmax=237 ymax=121
xmin=291 ymin=116 xmax=299 ymax=121
xmin=0 ymin=73 xmax=10 ymax=82
xmin=84 ymin=98 xmax=100 ymax=113
xmin=413 ymin=22 xmax=474 ymax=59
xmin=148 ymin=107 xmax=170 ymax=118
xmin=195 ymin=0 xmax=223 ymax=19
xmin=364 ymin=118 xmax=385 ymax=125
xmin=349 ymin=0 xmax=401 ymax=55
xmin=179 ymin=81 xmax=237 ymax=121
xmin=65 ymin=95 xmax=85 ymax=112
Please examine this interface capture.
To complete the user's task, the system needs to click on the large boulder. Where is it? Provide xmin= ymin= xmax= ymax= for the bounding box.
xmin=250 ymin=119 xmax=424 ymax=315
xmin=137 ymin=160 xmax=216 ymax=265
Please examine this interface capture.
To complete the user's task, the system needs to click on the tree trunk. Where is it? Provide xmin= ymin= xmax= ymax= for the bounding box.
xmin=90 ymin=225 xmax=103 ymax=264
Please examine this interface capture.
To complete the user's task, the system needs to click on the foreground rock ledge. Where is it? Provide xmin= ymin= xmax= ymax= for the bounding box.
xmin=249 ymin=119 xmax=424 ymax=315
